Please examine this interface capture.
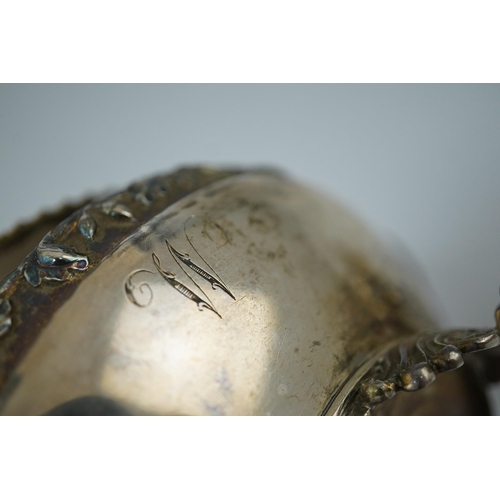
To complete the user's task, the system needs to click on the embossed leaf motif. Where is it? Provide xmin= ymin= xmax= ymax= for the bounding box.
xmin=101 ymin=201 xmax=134 ymax=220
xmin=36 ymin=241 xmax=89 ymax=270
xmin=20 ymin=240 xmax=90 ymax=287
xmin=78 ymin=212 xmax=97 ymax=240
xmin=23 ymin=263 xmax=41 ymax=287
xmin=129 ymin=182 xmax=154 ymax=205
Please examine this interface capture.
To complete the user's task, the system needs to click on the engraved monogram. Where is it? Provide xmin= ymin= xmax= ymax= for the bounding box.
xmin=124 ymin=222 xmax=235 ymax=318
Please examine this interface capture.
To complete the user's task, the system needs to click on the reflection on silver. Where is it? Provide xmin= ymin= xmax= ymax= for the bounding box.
xmin=1 ymin=167 xmax=500 ymax=416
xmin=0 ymin=299 xmax=11 ymax=337
xmin=101 ymin=201 xmax=134 ymax=220
xmin=36 ymin=238 xmax=89 ymax=271
xmin=78 ymin=211 xmax=97 ymax=240
xmin=21 ymin=235 xmax=90 ymax=287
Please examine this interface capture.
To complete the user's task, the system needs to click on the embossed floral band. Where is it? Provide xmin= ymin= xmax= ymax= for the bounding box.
xmin=0 ymin=166 xmax=499 ymax=415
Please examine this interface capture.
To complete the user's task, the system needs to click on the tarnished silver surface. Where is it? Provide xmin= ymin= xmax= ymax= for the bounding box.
xmin=0 ymin=166 xmax=498 ymax=415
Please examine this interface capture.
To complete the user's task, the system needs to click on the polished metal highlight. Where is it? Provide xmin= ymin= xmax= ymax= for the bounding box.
xmin=0 ymin=166 xmax=498 ymax=415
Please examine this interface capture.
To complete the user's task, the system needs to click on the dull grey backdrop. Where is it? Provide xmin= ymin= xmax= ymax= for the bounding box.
xmin=0 ymin=84 xmax=499 ymax=365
